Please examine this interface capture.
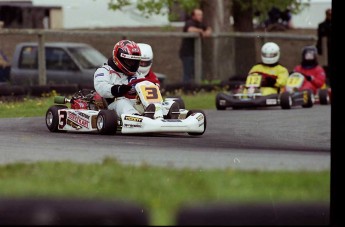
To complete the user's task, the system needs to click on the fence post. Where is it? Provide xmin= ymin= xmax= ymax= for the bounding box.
xmin=38 ymin=32 xmax=46 ymax=85
xmin=194 ymin=36 xmax=202 ymax=85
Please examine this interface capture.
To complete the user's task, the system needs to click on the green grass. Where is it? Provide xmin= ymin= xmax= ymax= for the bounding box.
xmin=0 ymin=158 xmax=330 ymax=225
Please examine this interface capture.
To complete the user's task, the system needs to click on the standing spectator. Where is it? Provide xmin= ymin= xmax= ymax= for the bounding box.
xmin=316 ymin=8 xmax=332 ymax=84
xmin=178 ymin=8 xmax=212 ymax=85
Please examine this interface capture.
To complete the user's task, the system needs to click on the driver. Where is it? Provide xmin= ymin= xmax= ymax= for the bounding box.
xmin=137 ymin=42 xmax=179 ymax=119
xmin=248 ymin=42 xmax=289 ymax=95
xmin=137 ymin=43 xmax=161 ymax=86
xmin=292 ymin=45 xmax=326 ymax=94
xmin=93 ymin=39 xmax=155 ymax=118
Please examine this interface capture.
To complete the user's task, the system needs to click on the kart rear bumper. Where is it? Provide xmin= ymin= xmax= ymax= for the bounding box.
xmin=217 ymin=93 xmax=279 ymax=108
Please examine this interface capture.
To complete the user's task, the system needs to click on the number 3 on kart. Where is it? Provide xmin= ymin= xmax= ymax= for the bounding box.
xmin=139 ymin=84 xmax=163 ymax=102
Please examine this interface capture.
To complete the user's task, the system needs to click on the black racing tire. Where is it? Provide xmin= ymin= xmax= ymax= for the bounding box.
xmin=318 ymin=89 xmax=330 ymax=105
xmin=280 ymin=92 xmax=292 ymax=109
xmin=166 ymin=96 xmax=185 ymax=109
xmin=46 ymin=105 xmax=68 ymax=132
xmin=96 ymin=110 xmax=118 ymax=135
xmin=215 ymin=93 xmax=226 ymax=110
xmin=186 ymin=110 xmax=206 ymax=136
xmin=302 ymin=89 xmax=314 ymax=108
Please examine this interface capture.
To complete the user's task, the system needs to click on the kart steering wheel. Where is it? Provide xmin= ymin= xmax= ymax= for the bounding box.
xmin=127 ymin=78 xmax=148 ymax=87
xmin=125 ymin=78 xmax=149 ymax=99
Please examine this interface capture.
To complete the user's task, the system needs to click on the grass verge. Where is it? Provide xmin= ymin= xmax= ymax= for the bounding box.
xmin=0 ymin=158 xmax=330 ymax=225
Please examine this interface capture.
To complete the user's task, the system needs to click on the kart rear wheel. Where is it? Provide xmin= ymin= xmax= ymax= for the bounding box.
xmin=215 ymin=93 xmax=226 ymax=110
xmin=318 ymin=89 xmax=330 ymax=105
xmin=46 ymin=105 xmax=68 ymax=132
xmin=302 ymin=89 xmax=314 ymax=108
xmin=96 ymin=110 xmax=118 ymax=135
xmin=186 ymin=110 xmax=206 ymax=136
xmin=280 ymin=92 xmax=292 ymax=109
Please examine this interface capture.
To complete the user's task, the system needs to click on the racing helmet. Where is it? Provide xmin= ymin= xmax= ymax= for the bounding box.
xmin=261 ymin=42 xmax=280 ymax=65
xmin=112 ymin=40 xmax=141 ymax=76
xmin=301 ymin=45 xmax=318 ymax=69
xmin=137 ymin=43 xmax=153 ymax=76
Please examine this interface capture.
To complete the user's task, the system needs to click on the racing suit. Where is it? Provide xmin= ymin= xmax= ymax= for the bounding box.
xmin=143 ymin=69 xmax=160 ymax=87
xmin=293 ymin=65 xmax=326 ymax=94
xmin=94 ymin=58 xmax=145 ymax=117
xmin=248 ymin=63 xmax=289 ymax=95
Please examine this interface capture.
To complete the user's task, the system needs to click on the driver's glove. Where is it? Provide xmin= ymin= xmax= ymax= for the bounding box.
xmin=111 ymin=84 xmax=132 ymax=97
xmin=304 ymin=75 xmax=314 ymax=81
xmin=263 ymin=76 xmax=277 ymax=87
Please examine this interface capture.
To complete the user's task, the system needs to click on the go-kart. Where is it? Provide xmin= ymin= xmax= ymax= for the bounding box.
xmin=282 ymin=72 xmax=331 ymax=105
xmin=45 ymin=79 xmax=206 ymax=136
xmin=216 ymin=72 xmax=315 ymax=110
xmin=216 ymin=72 xmax=281 ymax=110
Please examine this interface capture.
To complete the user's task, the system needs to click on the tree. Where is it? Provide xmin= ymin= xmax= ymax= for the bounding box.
xmin=108 ymin=0 xmax=308 ymax=32
xmin=107 ymin=0 xmax=309 ymax=81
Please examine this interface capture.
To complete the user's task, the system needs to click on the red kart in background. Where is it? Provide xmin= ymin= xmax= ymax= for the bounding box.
xmin=281 ymin=72 xmax=331 ymax=107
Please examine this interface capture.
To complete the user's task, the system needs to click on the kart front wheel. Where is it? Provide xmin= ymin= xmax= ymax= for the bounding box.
xmin=280 ymin=92 xmax=292 ymax=109
xmin=302 ymin=89 xmax=314 ymax=108
xmin=318 ymin=89 xmax=330 ymax=105
xmin=186 ymin=110 xmax=207 ymax=136
xmin=96 ymin=110 xmax=118 ymax=135
xmin=46 ymin=105 xmax=68 ymax=132
xmin=215 ymin=93 xmax=226 ymax=110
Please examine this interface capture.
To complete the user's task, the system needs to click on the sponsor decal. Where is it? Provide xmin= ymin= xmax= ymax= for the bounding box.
xmin=196 ymin=115 xmax=204 ymax=121
xmin=67 ymin=119 xmax=82 ymax=129
xmin=76 ymin=111 xmax=90 ymax=119
xmin=124 ymin=124 xmax=142 ymax=128
xmin=67 ymin=112 xmax=89 ymax=128
xmin=95 ymin=73 xmax=104 ymax=78
xmin=266 ymin=99 xmax=277 ymax=105
xmin=124 ymin=115 xmax=143 ymax=122
xmin=120 ymin=53 xmax=141 ymax=60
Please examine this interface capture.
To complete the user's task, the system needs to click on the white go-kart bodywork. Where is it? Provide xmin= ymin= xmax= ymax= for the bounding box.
xmin=46 ymin=80 xmax=206 ymax=136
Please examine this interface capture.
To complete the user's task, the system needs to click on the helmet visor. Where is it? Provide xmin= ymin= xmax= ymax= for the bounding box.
xmin=120 ymin=52 xmax=141 ymax=71
xmin=262 ymin=52 xmax=278 ymax=58
xmin=304 ymin=51 xmax=316 ymax=60
xmin=140 ymin=60 xmax=152 ymax=67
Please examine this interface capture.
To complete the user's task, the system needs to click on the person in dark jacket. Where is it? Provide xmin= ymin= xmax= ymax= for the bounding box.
xmin=316 ymin=8 xmax=332 ymax=84
xmin=178 ymin=8 xmax=212 ymax=85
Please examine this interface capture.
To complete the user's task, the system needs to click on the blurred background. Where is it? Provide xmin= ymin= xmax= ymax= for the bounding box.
xmin=0 ymin=0 xmax=332 ymax=86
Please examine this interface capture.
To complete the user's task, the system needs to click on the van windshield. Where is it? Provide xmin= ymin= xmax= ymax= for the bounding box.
xmin=67 ymin=46 xmax=107 ymax=69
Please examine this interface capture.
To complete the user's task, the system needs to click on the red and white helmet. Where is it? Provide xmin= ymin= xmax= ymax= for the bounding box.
xmin=112 ymin=40 xmax=141 ymax=76
xmin=137 ymin=43 xmax=153 ymax=76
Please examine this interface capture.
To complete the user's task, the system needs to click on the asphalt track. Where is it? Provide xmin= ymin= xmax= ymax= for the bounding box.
xmin=0 ymin=105 xmax=330 ymax=171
